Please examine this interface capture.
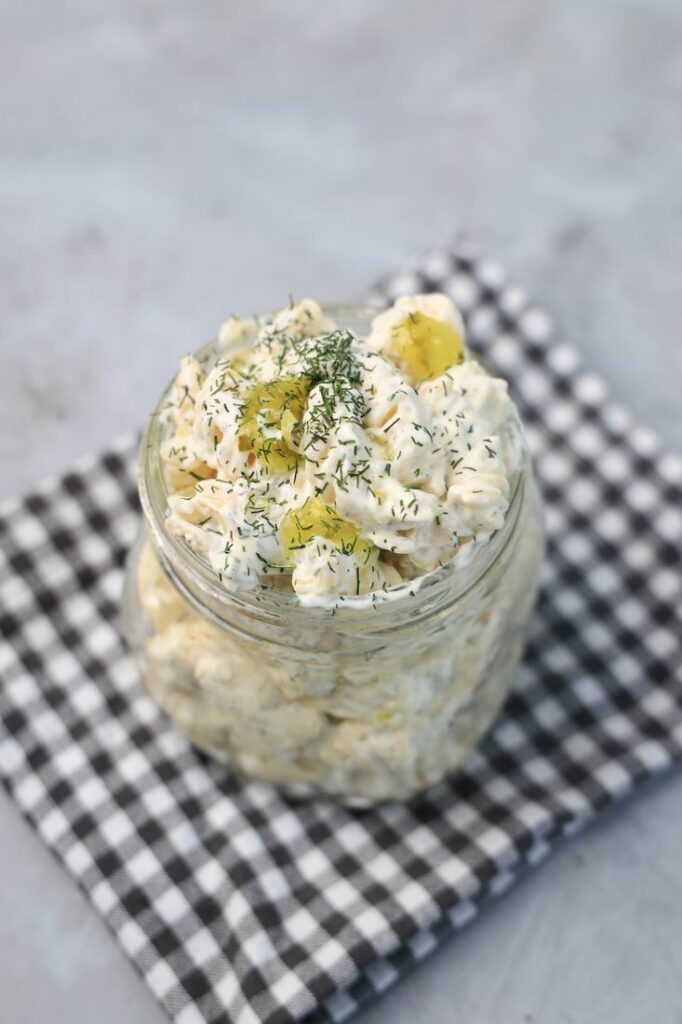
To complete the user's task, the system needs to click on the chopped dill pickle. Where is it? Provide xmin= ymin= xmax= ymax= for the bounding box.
xmin=238 ymin=376 xmax=309 ymax=474
xmin=387 ymin=312 xmax=465 ymax=385
xmin=280 ymin=496 xmax=375 ymax=566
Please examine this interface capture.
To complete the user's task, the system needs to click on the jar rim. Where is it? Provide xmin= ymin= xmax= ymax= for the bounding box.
xmin=138 ymin=303 xmax=526 ymax=630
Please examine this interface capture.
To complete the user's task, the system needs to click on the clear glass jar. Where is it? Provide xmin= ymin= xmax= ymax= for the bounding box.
xmin=122 ymin=306 xmax=544 ymax=805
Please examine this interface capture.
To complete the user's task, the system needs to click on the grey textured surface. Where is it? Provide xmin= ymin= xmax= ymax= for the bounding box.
xmin=1 ymin=1 xmax=681 ymax=1022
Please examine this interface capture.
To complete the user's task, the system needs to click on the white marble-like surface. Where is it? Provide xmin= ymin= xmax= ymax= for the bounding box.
xmin=1 ymin=1 xmax=681 ymax=1021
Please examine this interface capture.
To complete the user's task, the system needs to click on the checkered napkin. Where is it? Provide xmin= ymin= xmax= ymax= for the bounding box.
xmin=1 ymin=245 xmax=681 ymax=1024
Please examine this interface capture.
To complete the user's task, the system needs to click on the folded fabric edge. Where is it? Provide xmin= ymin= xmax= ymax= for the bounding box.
xmin=0 ymin=430 xmax=140 ymax=523
xmin=311 ymin=763 xmax=682 ymax=1024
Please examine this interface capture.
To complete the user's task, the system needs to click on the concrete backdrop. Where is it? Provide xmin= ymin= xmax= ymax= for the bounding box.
xmin=1 ymin=1 xmax=681 ymax=1022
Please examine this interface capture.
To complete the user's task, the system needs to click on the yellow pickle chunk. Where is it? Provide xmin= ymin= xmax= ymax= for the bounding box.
xmin=387 ymin=311 xmax=465 ymax=385
xmin=280 ymin=496 xmax=375 ymax=566
xmin=238 ymin=376 xmax=310 ymax=474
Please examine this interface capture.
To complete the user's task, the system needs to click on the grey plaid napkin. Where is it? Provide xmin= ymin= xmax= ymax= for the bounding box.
xmin=1 ymin=245 xmax=681 ymax=1024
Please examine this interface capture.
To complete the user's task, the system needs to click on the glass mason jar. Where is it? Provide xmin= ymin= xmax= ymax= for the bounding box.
xmin=122 ymin=306 xmax=544 ymax=805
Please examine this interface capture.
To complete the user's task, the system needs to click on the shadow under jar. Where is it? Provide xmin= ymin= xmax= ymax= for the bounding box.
xmin=123 ymin=305 xmax=544 ymax=805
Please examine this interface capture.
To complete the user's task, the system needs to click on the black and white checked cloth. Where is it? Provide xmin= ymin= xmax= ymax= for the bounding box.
xmin=1 ymin=245 xmax=681 ymax=1024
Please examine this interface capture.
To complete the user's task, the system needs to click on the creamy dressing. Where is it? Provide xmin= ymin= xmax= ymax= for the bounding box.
xmin=160 ymin=296 xmax=521 ymax=603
